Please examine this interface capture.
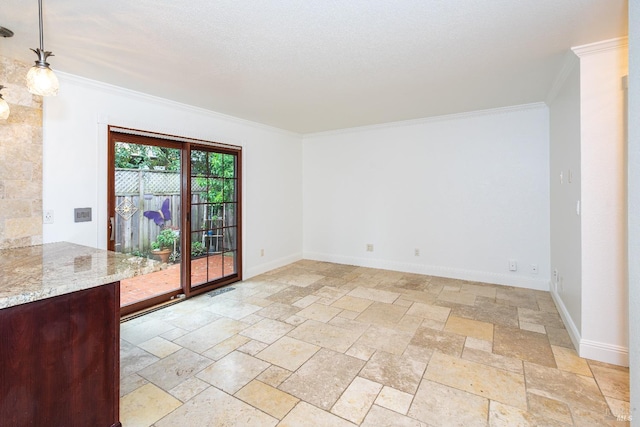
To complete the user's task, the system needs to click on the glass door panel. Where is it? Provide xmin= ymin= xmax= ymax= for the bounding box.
xmin=109 ymin=138 xmax=182 ymax=314
xmin=190 ymin=148 xmax=239 ymax=289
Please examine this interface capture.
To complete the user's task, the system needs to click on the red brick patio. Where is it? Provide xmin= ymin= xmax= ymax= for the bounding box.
xmin=120 ymin=254 xmax=236 ymax=307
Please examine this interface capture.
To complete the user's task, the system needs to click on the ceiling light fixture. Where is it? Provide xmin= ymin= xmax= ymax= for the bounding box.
xmin=0 ymin=86 xmax=9 ymax=120
xmin=26 ymin=0 xmax=59 ymax=96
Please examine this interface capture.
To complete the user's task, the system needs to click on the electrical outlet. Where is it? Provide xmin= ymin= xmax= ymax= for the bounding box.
xmin=531 ymin=264 xmax=538 ymax=274
xmin=553 ymin=269 xmax=558 ymax=282
xmin=44 ymin=210 xmax=54 ymax=224
xmin=366 ymin=244 xmax=374 ymax=252
xmin=260 ymin=249 xmax=264 ymax=257
xmin=414 ymin=248 xmax=420 ymax=256
xmin=508 ymin=260 xmax=517 ymax=271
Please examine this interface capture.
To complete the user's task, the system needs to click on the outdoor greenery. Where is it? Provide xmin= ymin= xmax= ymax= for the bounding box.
xmin=115 ymin=143 xmax=180 ymax=171
xmin=191 ymin=151 xmax=236 ymax=204
xmin=151 ymin=228 xmax=178 ymax=250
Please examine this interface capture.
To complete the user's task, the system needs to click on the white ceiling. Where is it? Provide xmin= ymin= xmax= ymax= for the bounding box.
xmin=0 ymin=0 xmax=628 ymax=133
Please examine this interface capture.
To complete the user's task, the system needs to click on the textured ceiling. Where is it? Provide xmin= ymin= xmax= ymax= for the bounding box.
xmin=0 ymin=0 xmax=628 ymax=133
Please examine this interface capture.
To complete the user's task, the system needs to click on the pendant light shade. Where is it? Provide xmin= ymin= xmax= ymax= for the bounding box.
xmin=26 ymin=0 xmax=58 ymax=96
xmin=0 ymin=86 xmax=9 ymax=120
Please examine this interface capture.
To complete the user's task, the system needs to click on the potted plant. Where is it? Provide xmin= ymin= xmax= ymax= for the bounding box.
xmin=151 ymin=228 xmax=177 ymax=263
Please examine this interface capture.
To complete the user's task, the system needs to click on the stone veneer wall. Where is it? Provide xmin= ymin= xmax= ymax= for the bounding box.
xmin=0 ymin=56 xmax=43 ymax=249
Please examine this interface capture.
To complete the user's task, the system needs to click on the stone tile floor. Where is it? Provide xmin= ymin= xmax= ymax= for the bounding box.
xmin=120 ymin=260 xmax=631 ymax=426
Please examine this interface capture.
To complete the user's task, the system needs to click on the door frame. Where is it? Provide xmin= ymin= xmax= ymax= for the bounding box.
xmin=107 ymin=127 xmax=243 ymax=314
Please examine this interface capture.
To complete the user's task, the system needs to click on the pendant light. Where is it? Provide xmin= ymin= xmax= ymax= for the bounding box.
xmin=0 ymin=86 xmax=9 ymax=120
xmin=0 ymin=27 xmax=13 ymax=120
xmin=26 ymin=0 xmax=59 ymax=96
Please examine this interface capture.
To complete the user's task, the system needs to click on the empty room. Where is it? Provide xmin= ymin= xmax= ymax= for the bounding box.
xmin=0 ymin=1 xmax=637 ymax=426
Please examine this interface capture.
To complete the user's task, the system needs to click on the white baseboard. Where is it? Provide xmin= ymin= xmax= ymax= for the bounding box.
xmin=580 ymin=340 xmax=629 ymax=367
xmin=551 ymin=289 xmax=629 ymax=366
xmin=550 ymin=289 xmax=582 ymax=351
xmin=303 ymin=252 xmax=549 ymax=290
xmin=244 ymin=253 xmax=303 ymax=279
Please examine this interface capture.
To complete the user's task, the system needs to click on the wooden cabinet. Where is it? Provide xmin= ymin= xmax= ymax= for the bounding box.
xmin=0 ymin=282 xmax=121 ymax=427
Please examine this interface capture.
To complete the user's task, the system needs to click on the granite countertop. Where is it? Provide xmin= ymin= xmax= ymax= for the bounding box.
xmin=0 ymin=242 xmax=162 ymax=309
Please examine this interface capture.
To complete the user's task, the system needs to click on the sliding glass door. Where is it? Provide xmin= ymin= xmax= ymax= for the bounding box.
xmin=108 ymin=129 xmax=242 ymax=314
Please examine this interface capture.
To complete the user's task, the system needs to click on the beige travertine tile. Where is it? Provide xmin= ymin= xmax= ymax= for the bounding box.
xmin=283 ymin=314 xmax=307 ymax=326
xmin=296 ymin=302 xmax=342 ymax=322
xmin=196 ymin=350 xmax=269 ymax=394
xmin=279 ymin=401 xmax=358 ymax=427
xmin=204 ymin=299 xmax=263 ymax=319
xmin=444 ymin=315 xmax=494 ymax=341
xmin=464 ymin=336 xmax=493 ymax=352
xmin=356 ymin=324 xmax=415 ymax=355
xmin=239 ymin=318 xmax=294 ymax=344
xmin=279 ymin=348 xmax=365 ymax=410
xmin=375 ymin=386 xmax=414 ymax=415
xmin=451 ymin=299 xmax=519 ymax=328
xmin=330 ymin=376 xmax=382 ymax=424
xmin=590 ymin=362 xmax=630 ymax=401
xmin=393 ymin=298 xmax=414 ymax=307
xmin=551 ymin=345 xmax=592 ymax=376
xmin=570 ymin=406 xmax=622 ymax=426
xmin=138 ymin=348 xmax=213 ymax=391
xmin=361 ymin=405 xmax=427 ymax=427
xmin=409 ymin=326 xmax=465 ymax=357
xmin=525 ymin=361 xmax=608 ymax=411
xmin=493 ymin=324 xmax=556 ymax=368
xmin=120 ymin=340 xmax=160 ymax=378
xmin=408 ymin=379 xmax=489 ymax=427
xmin=288 ymin=319 xmax=363 ymax=353
xmin=461 ymin=347 xmax=523 ymax=374
xmin=355 ymin=302 xmax=408 ymax=326
xmin=292 ymin=294 xmax=321 ymax=308
xmin=235 ymin=380 xmax=299 ymax=419
xmin=406 ymin=302 xmax=451 ymax=322
xmin=605 ymin=395 xmax=631 ymax=419
xmin=518 ymin=307 xmax=565 ymax=328
xmin=120 ymin=373 xmax=148 ymax=397
xmin=155 ymin=385 xmax=278 ymax=427
xmin=527 ymin=393 xmax=573 ymax=425
xmin=173 ymin=317 xmax=249 ymax=354
xmin=489 ymin=400 xmax=568 ymax=427
xmin=237 ymin=339 xmax=269 ymax=356
xmin=337 ymin=309 xmax=360 ymax=319
xmin=168 ymin=377 xmax=210 ymax=402
xmin=256 ymin=365 xmax=292 ymax=388
xmin=256 ymin=336 xmax=320 ymax=371
xmin=359 ymin=351 xmax=427 ymax=394
xmin=519 ymin=321 xmax=546 ymax=334
xmin=461 ymin=283 xmax=497 ymax=299
xmin=425 ymin=351 xmax=527 ymax=409
xmin=121 ymin=383 xmax=182 ymax=427
xmin=437 ymin=290 xmax=476 ymax=306
xmin=331 ymin=295 xmax=375 ymax=312
xmin=201 ymin=334 xmax=251 ymax=360
xmin=347 ymin=286 xmax=400 ymax=303
xmin=257 ymin=302 xmax=301 ymax=320
xmin=496 ymin=289 xmax=540 ymax=310
xmin=137 ymin=336 xmax=182 ymax=358
xmin=546 ymin=326 xmax=574 ymax=349
xmin=346 ymin=343 xmax=377 ymax=361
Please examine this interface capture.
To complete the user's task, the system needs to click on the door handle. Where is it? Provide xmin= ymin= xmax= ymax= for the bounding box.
xmin=109 ymin=217 xmax=115 ymax=241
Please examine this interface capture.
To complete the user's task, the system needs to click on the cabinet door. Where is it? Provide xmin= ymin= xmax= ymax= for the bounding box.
xmin=0 ymin=283 xmax=120 ymax=427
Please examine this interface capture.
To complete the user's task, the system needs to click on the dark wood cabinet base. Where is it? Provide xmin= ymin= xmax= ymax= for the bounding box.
xmin=0 ymin=282 xmax=121 ymax=427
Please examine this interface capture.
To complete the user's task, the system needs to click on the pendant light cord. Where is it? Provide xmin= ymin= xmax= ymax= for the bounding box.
xmin=38 ymin=0 xmax=44 ymax=51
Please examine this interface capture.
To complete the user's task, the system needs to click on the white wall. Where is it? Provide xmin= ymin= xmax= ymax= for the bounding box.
xmin=548 ymin=53 xmax=583 ymax=344
xmin=627 ymin=0 xmax=639 ymax=418
xmin=42 ymin=73 xmax=303 ymax=279
xmin=574 ymin=40 xmax=628 ymax=365
xmin=303 ymin=104 xmax=550 ymax=289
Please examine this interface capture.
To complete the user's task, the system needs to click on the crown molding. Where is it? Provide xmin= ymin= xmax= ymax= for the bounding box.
xmin=572 ymin=36 xmax=628 ymax=57
xmin=304 ymin=102 xmax=547 ymax=139
xmin=55 ymin=71 xmax=302 ymax=139
xmin=546 ymin=52 xmax=579 ymax=105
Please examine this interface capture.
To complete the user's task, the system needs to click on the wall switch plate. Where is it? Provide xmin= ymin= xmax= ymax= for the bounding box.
xmin=74 ymin=207 xmax=92 ymax=223
xmin=508 ymin=260 xmax=517 ymax=271
xmin=366 ymin=244 xmax=374 ymax=252
xmin=43 ymin=210 xmax=54 ymax=224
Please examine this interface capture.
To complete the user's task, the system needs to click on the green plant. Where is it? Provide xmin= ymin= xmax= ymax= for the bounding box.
xmin=152 ymin=228 xmax=177 ymax=251
xmin=191 ymin=241 xmax=206 ymax=257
